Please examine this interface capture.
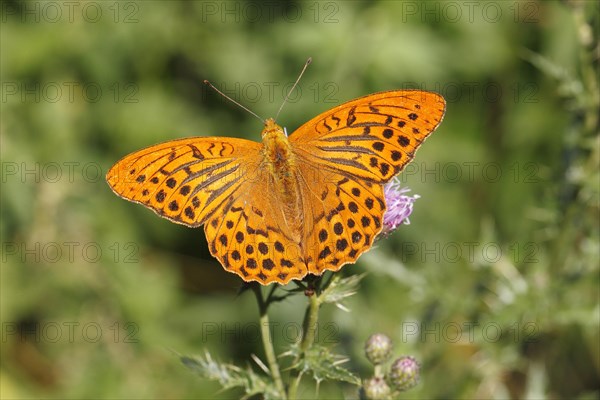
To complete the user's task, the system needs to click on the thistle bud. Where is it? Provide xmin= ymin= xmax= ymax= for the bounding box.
xmin=362 ymin=377 xmax=391 ymax=400
xmin=364 ymin=333 xmax=393 ymax=365
xmin=389 ymin=356 xmax=420 ymax=391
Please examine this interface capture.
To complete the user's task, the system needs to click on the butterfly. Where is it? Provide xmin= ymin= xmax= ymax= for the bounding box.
xmin=106 ymin=90 xmax=445 ymax=285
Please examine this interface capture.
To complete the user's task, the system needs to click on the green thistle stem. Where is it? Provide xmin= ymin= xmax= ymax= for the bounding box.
xmin=288 ymin=288 xmax=321 ymax=400
xmin=301 ymin=292 xmax=320 ymax=352
xmin=253 ymin=285 xmax=286 ymax=398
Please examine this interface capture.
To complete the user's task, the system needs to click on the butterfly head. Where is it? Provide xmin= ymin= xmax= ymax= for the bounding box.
xmin=261 ymin=118 xmax=286 ymax=140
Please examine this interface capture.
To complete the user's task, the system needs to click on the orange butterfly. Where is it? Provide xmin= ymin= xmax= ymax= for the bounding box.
xmin=107 ymin=90 xmax=445 ymax=285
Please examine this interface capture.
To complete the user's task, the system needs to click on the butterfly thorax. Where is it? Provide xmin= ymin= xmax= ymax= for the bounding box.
xmin=261 ymin=118 xmax=297 ymax=181
xmin=261 ymin=118 xmax=303 ymax=239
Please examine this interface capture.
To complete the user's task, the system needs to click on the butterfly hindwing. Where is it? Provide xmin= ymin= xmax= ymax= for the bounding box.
xmin=203 ymin=164 xmax=309 ymax=285
xmin=293 ymin=159 xmax=385 ymax=275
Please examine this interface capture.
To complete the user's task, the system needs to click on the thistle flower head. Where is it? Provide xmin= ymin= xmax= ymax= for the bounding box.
xmin=382 ymin=179 xmax=420 ymax=236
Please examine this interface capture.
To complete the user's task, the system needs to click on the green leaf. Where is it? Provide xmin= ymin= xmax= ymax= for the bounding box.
xmin=181 ymin=351 xmax=283 ymax=400
xmin=319 ymin=274 xmax=366 ymax=310
xmin=287 ymin=344 xmax=361 ymax=386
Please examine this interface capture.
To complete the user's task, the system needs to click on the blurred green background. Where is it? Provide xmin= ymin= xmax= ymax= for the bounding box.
xmin=2 ymin=0 xmax=598 ymax=398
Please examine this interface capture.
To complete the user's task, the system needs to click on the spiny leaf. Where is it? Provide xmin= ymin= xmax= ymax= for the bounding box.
xmin=286 ymin=344 xmax=361 ymax=386
xmin=320 ymin=273 xmax=366 ymax=308
xmin=181 ymin=351 xmax=283 ymax=400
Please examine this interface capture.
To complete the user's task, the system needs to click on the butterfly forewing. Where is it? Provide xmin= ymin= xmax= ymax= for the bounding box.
xmin=280 ymin=90 xmax=445 ymax=278
xmin=106 ymin=137 xmax=262 ymax=227
xmin=290 ymin=90 xmax=446 ymax=183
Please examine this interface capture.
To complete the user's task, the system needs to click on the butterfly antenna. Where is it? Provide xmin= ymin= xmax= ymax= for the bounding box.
xmin=203 ymin=80 xmax=264 ymax=123
xmin=275 ymin=57 xmax=312 ymax=122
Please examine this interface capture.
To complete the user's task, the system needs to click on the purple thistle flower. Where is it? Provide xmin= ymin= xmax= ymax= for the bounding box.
xmin=381 ymin=179 xmax=420 ymax=236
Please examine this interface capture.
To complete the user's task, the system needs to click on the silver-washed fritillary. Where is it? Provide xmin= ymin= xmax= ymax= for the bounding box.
xmin=107 ymin=89 xmax=445 ymax=284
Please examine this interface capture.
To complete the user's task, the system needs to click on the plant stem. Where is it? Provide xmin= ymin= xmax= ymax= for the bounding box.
xmin=301 ymin=291 xmax=320 ymax=353
xmin=253 ymin=285 xmax=286 ymax=398
xmin=288 ymin=372 xmax=304 ymax=400
xmin=288 ymin=289 xmax=321 ymax=400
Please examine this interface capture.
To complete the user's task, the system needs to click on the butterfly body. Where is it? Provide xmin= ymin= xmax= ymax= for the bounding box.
xmin=107 ymin=90 xmax=446 ymax=284
xmin=259 ymin=118 xmax=304 ymax=241
xmin=261 ymin=118 xmax=297 ymax=195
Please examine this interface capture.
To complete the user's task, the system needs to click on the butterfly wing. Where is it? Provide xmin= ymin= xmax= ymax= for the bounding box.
xmin=289 ymin=90 xmax=445 ymax=273
xmin=290 ymin=90 xmax=446 ymax=183
xmin=202 ymin=171 xmax=309 ymax=285
xmin=293 ymin=160 xmax=386 ymax=275
xmin=106 ymin=137 xmax=263 ymax=227
xmin=107 ymin=136 xmax=308 ymax=284
xmin=107 ymin=90 xmax=445 ymax=284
